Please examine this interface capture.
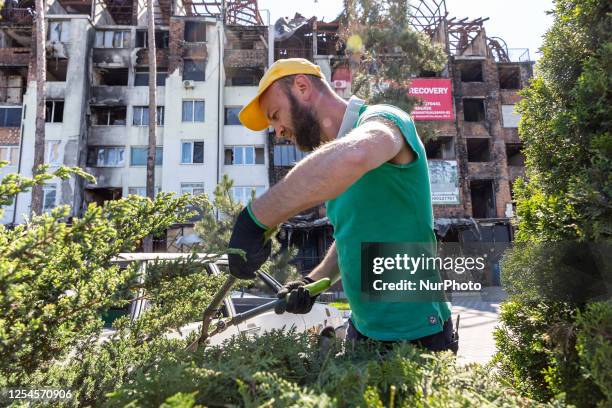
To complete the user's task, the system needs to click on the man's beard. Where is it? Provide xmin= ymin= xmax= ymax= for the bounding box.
xmin=286 ymin=91 xmax=322 ymax=152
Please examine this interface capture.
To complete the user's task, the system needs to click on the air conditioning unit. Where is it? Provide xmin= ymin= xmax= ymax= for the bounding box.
xmin=332 ymin=79 xmax=347 ymax=89
xmin=183 ymin=80 xmax=195 ymax=89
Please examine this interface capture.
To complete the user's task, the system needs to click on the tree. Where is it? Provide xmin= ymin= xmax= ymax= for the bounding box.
xmin=338 ymin=0 xmax=447 ymax=115
xmin=494 ymin=1 xmax=611 ymax=406
xmin=30 ymin=0 xmax=46 ymax=214
xmin=143 ymin=0 xmax=158 ymax=252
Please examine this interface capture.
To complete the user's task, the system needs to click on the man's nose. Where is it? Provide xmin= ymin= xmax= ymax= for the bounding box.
xmin=274 ymin=126 xmax=286 ymax=140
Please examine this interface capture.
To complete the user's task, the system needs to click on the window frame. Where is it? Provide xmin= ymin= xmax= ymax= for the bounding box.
xmin=45 ymin=100 xmax=64 ymax=123
xmin=42 ymin=184 xmax=57 ymax=211
xmin=224 ymin=106 xmax=242 ymax=125
xmin=0 ymin=107 xmax=23 ymax=127
xmin=182 ymin=59 xmax=206 ymax=81
xmin=127 ymin=186 xmax=161 ymax=197
xmin=87 ymin=146 xmax=126 ymax=167
xmin=180 ymin=140 xmax=204 ymax=164
xmin=48 ymin=21 xmax=70 ymax=42
xmin=224 ymin=145 xmax=265 ymax=166
xmin=181 ymin=100 xmax=205 ymax=123
xmin=0 ymin=145 xmax=19 ymax=166
xmin=91 ymin=106 xmax=127 ymax=126
xmin=132 ymin=106 xmax=164 ymax=126
xmin=129 ymin=146 xmax=163 ymax=166
xmin=134 ymin=70 xmax=168 ymax=87
xmin=184 ymin=21 xmax=207 ymax=43
xmin=94 ymin=30 xmax=130 ymax=49
xmin=180 ymin=182 xmax=205 ymax=196
xmin=231 ymin=186 xmax=265 ymax=205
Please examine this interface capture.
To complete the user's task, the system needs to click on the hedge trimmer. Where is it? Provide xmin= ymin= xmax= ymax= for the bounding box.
xmin=186 ymin=275 xmax=331 ymax=351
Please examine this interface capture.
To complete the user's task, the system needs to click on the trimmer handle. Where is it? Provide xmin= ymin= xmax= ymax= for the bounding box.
xmin=302 ymin=277 xmax=332 ymax=297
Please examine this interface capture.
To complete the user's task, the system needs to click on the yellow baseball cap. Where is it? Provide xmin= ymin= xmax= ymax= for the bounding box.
xmin=239 ymin=58 xmax=324 ymax=131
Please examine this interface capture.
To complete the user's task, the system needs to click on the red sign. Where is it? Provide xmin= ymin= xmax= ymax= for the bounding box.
xmin=408 ymin=78 xmax=454 ymax=121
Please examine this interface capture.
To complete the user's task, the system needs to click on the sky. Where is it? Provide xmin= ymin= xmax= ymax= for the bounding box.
xmin=257 ymin=0 xmax=554 ymax=59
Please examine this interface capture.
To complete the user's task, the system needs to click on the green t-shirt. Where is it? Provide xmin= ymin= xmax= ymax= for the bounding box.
xmin=326 ymin=103 xmax=452 ymax=341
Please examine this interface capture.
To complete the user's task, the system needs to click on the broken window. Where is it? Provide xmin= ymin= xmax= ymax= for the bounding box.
xmin=224 ymin=146 xmax=264 ymax=165
xmin=184 ymin=22 xmax=206 ymax=42
xmin=95 ymin=68 xmax=129 ymax=86
xmin=135 ymin=30 xmax=169 ymax=48
xmin=45 ymin=140 xmax=61 ymax=165
xmin=46 ymin=58 xmax=68 ymax=81
xmin=498 ymin=66 xmax=521 ymax=89
xmin=95 ymin=30 xmax=130 ymax=48
xmin=273 ymin=144 xmax=308 ymax=166
xmin=181 ymin=141 xmax=204 ymax=164
xmin=132 ymin=106 xmax=164 ymax=126
xmin=91 ymin=106 xmax=127 ymax=126
xmin=502 ymin=105 xmax=520 ymax=128
xmin=48 ymin=21 xmax=70 ymax=42
xmin=224 ymin=107 xmax=242 ymax=125
xmin=183 ymin=59 xmax=206 ymax=81
xmin=45 ymin=100 xmax=64 ymax=123
xmin=470 ymin=179 xmax=496 ymax=218
xmin=231 ymin=186 xmax=265 ymax=205
xmin=87 ymin=146 xmax=125 ymax=167
xmin=182 ymin=100 xmax=205 ymax=122
xmin=130 ymin=146 xmax=163 ymax=166
xmin=425 ymin=137 xmax=454 ymax=159
xmin=180 ymin=182 xmax=205 ymax=195
xmin=0 ymin=107 xmax=22 ymax=127
xmin=226 ymin=67 xmax=264 ymax=86
xmin=458 ymin=61 xmax=483 ymax=82
xmin=467 ymin=138 xmax=490 ymax=162
xmin=506 ymin=143 xmax=525 ymax=166
xmin=0 ymin=145 xmax=19 ymax=165
xmin=84 ymin=188 xmax=122 ymax=207
xmin=0 ymin=68 xmax=27 ymax=104
xmin=134 ymin=69 xmax=168 ymax=86
xmin=463 ymin=98 xmax=485 ymax=122
xmin=43 ymin=184 xmax=57 ymax=211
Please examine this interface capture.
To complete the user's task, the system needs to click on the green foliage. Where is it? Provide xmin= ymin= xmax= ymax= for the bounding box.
xmin=106 ymin=331 xmax=558 ymax=408
xmin=338 ymin=0 xmax=447 ymax=113
xmin=0 ymin=166 xmax=221 ymax=389
xmin=575 ymin=301 xmax=612 ymax=407
xmin=495 ymin=1 xmax=611 ymax=406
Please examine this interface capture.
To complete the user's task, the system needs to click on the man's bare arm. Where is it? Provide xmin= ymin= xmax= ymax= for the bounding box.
xmin=306 ymin=242 xmax=340 ymax=284
xmin=251 ymin=120 xmax=405 ymax=227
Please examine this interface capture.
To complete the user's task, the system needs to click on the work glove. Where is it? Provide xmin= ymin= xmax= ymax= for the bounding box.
xmin=275 ymin=276 xmax=317 ymax=314
xmin=227 ymin=205 xmax=272 ymax=280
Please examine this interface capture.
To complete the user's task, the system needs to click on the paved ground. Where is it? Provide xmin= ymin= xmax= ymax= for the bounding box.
xmin=450 ymin=287 xmax=507 ymax=365
xmin=337 ymin=287 xmax=506 ymax=365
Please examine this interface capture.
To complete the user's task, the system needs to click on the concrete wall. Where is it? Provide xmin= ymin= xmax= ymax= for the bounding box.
xmin=13 ymin=15 xmax=92 ymax=223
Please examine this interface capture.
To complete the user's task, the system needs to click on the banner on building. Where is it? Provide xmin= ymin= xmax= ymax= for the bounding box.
xmin=428 ymin=160 xmax=460 ymax=204
xmin=408 ymin=79 xmax=454 ymax=121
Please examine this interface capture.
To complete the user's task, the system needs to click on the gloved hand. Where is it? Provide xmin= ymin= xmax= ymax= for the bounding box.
xmin=227 ymin=205 xmax=272 ymax=279
xmin=275 ymin=276 xmax=317 ymax=314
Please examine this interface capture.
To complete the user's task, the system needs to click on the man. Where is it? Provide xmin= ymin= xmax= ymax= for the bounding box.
xmin=227 ymin=58 xmax=456 ymax=352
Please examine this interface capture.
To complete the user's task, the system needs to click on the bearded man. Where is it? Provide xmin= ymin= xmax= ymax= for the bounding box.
xmin=226 ymin=58 xmax=457 ymax=352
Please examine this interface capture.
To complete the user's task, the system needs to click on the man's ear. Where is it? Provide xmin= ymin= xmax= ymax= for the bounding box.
xmin=293 ymin=74 xmax=314 ymax=101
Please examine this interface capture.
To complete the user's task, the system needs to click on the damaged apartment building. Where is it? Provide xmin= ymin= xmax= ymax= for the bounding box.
xmin=0 ymin=0 xmax=272 ymax=249
xmin=269 ymin=1 xmax=531 ymax=286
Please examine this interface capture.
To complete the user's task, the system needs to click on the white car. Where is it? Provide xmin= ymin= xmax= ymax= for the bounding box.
xmin=103 ymin=253 xmax=346 ymax=346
